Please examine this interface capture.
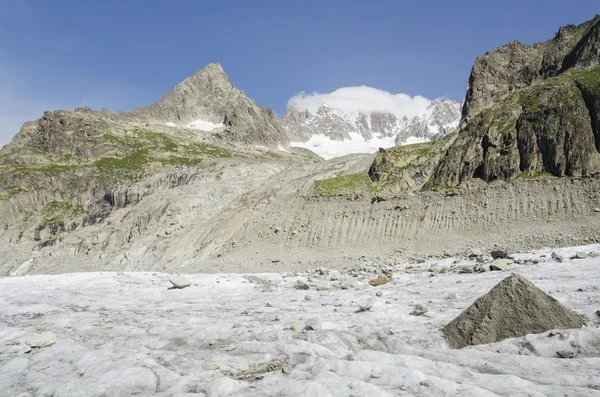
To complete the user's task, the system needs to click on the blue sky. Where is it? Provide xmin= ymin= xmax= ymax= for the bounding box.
xmin=1 ymin=0 xmax=599 ymax=143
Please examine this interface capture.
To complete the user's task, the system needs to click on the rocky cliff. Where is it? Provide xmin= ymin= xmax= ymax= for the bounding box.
xmin=434 ymin=15 xmax=600 ymax=186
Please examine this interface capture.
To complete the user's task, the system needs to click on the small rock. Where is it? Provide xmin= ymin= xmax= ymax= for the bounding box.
xmin=473 ymin=264 xmax=486 ymax=273
xmin=420 ymin=380 xmax=433 ymax=387
xmin=458 ymin=265 xmax=474 ymax=274
xmin=358 ymin=303 xmax=373 ymax=312
xmin=416 ymin=258 xmax=426 ymax=264
xmin=282 ymin=364 xmax=294 ymax=374
xmin=596 ymin=310 xmax=600 ymax=318
xmin=305 ymin=317 xmax=323 ymax=331
xmin=556 ymin=350 xmax=575 ymax=359
xmin=340 ymin=277 xmax=358 ymax=290
xmin=318 ymin=268 xmax=330 ymax=276
xmin=265 ymin=302 xmax=273 ymax=307
xmin=446 ymin=293 xmax=459 ymax=300
xmin=491 ymin=250 xmax=508 ymax=259
xmin=376 ymin=291 xmax=383 ymax=297
xmin=551 ymin=252 xmax=564 ymax=262
xmin=372 ymin=373 xmax=382 ymax=379
xmin=291 ymin=323 xmax=299 ymax=331
xmin=25 ymin=332 xmax=57 ymax=348
xmin=314 ymin=279 xmax=330 ymax=291
xmin=594 ymin=208 xmax=600 ymax=212
xmin=412 ymin=304 xmax=428 ymax=316
xmin=304 ymin=295 xmax=311 ymax=301
xmin=169 ymin=276 xmax=191 ymax=289
xmin=296 ymin=280 xmax=310 ymax=290
xmin=489 ymin=259 xmax=513 ymax=271
xmin=369 ymin=277 xmax=389 ymax=286
xmin=389 ymin=326 xmax=403 ymax=335
xmin=469 ymin=248 xmax=483 ymax=257
xmin=574 ymin=252 xmax=588 ymax=259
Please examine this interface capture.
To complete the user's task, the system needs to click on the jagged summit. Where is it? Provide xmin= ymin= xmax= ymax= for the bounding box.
xmin=395 ymin=98 xmax=461 ymax=145
xmin=121 ymin=63 xmax=289 ymax=148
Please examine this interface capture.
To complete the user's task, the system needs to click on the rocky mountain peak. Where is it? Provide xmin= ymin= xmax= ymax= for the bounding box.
xmin=121 ymin=63 xmax=289 ymax=148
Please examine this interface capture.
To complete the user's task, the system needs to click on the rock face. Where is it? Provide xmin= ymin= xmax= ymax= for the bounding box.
xmin=434 ymin=15 xmax=600 ymax=186
xmin=442 ymin=274 xmax=585 ymax=348
xmin=121 ymin=63 xmax=289 ymax=148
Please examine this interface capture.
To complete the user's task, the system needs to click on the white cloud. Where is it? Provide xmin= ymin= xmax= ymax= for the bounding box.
xmin=287 ymin=86 xmax=432 ymax=119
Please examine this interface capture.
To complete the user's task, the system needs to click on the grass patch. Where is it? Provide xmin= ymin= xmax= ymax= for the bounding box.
xmin=313 ymin=173 xmax=377 ymax=196
xmin=42 ymin=201 xmax=90 ymax=226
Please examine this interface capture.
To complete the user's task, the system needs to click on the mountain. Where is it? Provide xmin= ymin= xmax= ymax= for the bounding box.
xmin=120 ymin=63 xmax=289 ymax=148
xmin=394 ymin=98 xmax=461 ymax=145
xmin=434 ymin=15 xmax=600 ymax=186
xmin=282 ymin=98 xmax=461 ymax=159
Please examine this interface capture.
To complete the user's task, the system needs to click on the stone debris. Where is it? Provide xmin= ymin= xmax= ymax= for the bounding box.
xmin=442 ymin=274 xmax=585 ymax=348
xmin=168 ymin=276 xmax=191 ymax=289
xmin=314 ymin=279 xmax=330 ymax=291
xmin=296 ymin=280 xmax=310 ymax=290
xmin=368 ymin=277 xmax=389 ymax=286
xmin=556 ymin=350 xmax=575 ymax=359
xmin=25 ymin=332 xmax=57 ymax=348
xmin=491 ymin=250 xmax=509 ymax=259
xmin=412 ymin=304 xmax=428 ymax=316
xmin=305 ymin=317 xmax=323 ymax=331
xmin=573 ymin=252 xmax=588 ymax=259
xmin=551 ymin=252 xmax=564 ymax=262
xmin=489 ymin=259 xmax=513 ymax=271
xmin=358 ymin=303 xmax=373 ymax=312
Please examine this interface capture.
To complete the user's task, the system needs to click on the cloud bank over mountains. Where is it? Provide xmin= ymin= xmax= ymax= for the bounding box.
xmin=287 ymin=86 xmax=432 ymax=118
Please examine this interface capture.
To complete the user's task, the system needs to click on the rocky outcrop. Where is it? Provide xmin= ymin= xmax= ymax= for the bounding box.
xmin=461 ymin=15 xmax=600 ymax=123
xmin=121 ymin=63 xmax=289 ymax=148
xmin=434 ymin=15 xmax=600 ymax=186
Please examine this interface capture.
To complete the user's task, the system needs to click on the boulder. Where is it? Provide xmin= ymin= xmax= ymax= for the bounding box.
xmin=442 ymin=274 xmax=585 ymax=348
xmin=169 ymin=276 xmax=191 ymax=289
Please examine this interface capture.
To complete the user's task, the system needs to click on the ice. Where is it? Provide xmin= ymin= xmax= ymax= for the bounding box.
xmin=1 ymin=245 xmax=600 ymax=396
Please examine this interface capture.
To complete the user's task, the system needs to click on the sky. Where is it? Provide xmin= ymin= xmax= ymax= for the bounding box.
xmin=0 ymin=0 xmax=599 ymax=144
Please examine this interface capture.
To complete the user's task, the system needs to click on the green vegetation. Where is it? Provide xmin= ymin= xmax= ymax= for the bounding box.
xmin=41 ymin=201 xmax=90 ymax=226
xmin=516 ymin=171 xmax=554 ymax=180
xmin=313 ymin=172 xmax=378 ymax=196
xmin=573 ymin=67 xmax=600 ymax=94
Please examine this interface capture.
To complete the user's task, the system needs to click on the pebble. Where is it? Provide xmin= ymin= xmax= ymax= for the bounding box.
xmin=489 ymin=259 xmax=513 ymax=271
xmin=556 ymin=350 xmax=575 ymax=359
xmin=376 ymin=291 xmax=383 ymax=297
xmin=412 ymin=304 xmax=428 ymax=316
xmin=420 ymin=380 xmax=433 ymax=387
xmin=25 ymin=332 xmax=57 ymax=348
xmin=341 ymin=278 xmax=358 ymax=289
xmin=551 ymin=252 xmax=564 ymax=262
xmin=305 ymin=317 xmax=323 ymax=331
xmin=296 ymin=280 xmax=310 ymax=290
xmin=368 ymin=277 xmax=389 ymax=286
xmin=169 ymin=276 xmax=191 ymax=289
xmin=358 ymin=303 xmax=373 ymax=312
xmin=574 ymin=252 xmax=588 ymax=259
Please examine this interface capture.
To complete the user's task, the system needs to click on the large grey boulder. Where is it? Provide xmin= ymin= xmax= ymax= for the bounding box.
xmin=442 ymin=274 xmax=585 ymax=348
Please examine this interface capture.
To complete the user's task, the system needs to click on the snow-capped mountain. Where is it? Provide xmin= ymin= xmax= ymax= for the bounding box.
xmin=395 ymin=98 xmax=461 ymax=145
xmin=282 ymin=98 xmax=461 ymax=159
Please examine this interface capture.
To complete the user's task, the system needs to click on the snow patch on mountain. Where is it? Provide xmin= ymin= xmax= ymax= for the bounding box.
xmin=186 ymin=119 xmax=224 ymax=131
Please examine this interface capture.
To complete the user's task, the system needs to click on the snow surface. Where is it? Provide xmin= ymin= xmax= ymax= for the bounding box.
xmin=1 ymin=245 xmax=600 ymax=396
xmin=185 ymin=119 xmax=223 ymax=132
xmin=291 ymin=132 xmax=397 ymax=160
